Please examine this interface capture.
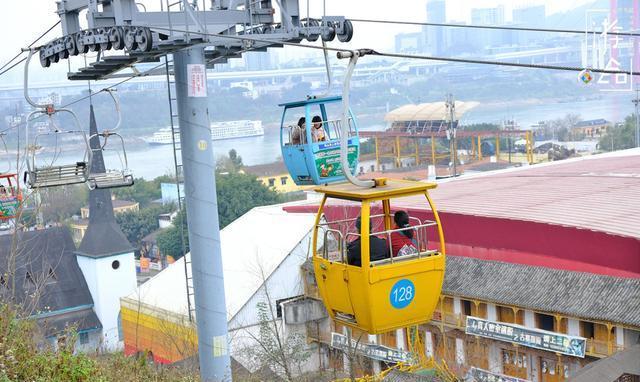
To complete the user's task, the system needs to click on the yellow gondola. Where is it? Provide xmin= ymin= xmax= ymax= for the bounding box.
xmin=311 ymin=178 xmax=446 ymax=334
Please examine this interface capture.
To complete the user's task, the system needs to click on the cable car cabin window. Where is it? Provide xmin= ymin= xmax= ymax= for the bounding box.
xmin=315 ymin=199 xmax=440 ymax=267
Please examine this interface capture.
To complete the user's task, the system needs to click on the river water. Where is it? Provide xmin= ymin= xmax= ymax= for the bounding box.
xmin=36 ymin=93 xmax=635 ymax=180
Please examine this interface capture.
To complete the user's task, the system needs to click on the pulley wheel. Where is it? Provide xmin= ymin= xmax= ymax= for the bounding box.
xmin=110 ymin=27 xmax=125 ymax=50
xmin=123 ymin=27 xmax=138 ymax=51
xmin=98 ymin=29 xmax=112 ymax=51
xmin=76 ymin=31 xmax=90 ymax=54
xmin=321 ymin=22 xmax=336 ymax=42
xmin=58 ymin=48 xmax=69 ymax=61
xmin=87 ymin=30 xmax=99 ymax=52
xmin=65 ymin=35 xmax=78 ymax=57
xmin=337 ymin=19 xmax=353 ymax=42
xmin=306 ymin=19 xmax=320 ymax=42
xmin=39 ymin=49 xmax=50 ymax=68
xmin=135 ymin=27 xmax=153 ymax=52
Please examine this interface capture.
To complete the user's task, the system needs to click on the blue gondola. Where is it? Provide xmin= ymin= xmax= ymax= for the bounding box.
xmin=279 ymin=96 xmax=360 ymax=185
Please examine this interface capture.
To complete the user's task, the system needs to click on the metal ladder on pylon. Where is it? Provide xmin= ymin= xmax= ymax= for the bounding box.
xmin=164 ymin=56 xmax=195 ymax=322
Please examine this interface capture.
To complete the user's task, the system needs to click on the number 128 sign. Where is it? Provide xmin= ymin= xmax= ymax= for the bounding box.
xmin=390 ymin=279 xmax=415 ymax=309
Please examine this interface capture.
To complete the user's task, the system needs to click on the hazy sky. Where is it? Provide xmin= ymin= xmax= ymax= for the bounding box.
xmin=0 ymin=0 xmax=595 ymax=85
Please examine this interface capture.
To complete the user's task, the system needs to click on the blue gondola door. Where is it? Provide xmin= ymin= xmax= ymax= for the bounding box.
xmin=281 ymin=105 xmax=315 ymax=185
xmin=306 ymin=104 xmax=359 ymax=184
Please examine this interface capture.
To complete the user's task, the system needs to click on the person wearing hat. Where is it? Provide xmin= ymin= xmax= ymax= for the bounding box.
xmin=391 ymin=210 xmax=418 ymax=257
xmin=347 ymin=216 xmax=390 ymax=267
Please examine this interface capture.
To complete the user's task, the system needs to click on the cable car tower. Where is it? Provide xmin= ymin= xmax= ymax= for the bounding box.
xmin=36 ymin=1 xmax=353 ymax=380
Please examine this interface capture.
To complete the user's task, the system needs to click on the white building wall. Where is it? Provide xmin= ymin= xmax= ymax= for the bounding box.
xmin=228 ymin=230 xmax=311 ymax=330
xmin=425 ymin=331 xmax=434 ymax=358
xmin=615 ymin=326 xmax=624 ymax=348
xmin=77 ymin=251 xmax=137 ymax=351
xmin=567 ymin=318 xmax=580 ymax=336
xmin=75 ymin=330 xmax=103 ymax=353
xmin=453 ymin=297 xmax=461 ymax=315
xmin=228 ymin=230 xmax=313 ymax=374
xmin=487 ymin=303 xmax=498 ymax=321
xmin=524 ymin=310 xmax=536 ymax=328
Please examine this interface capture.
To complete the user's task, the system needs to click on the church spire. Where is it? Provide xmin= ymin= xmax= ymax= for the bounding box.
xmin=76 ymin=105 xmax=134 ymax=258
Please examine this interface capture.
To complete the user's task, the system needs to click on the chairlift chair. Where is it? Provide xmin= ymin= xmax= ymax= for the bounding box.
xmin=87 ymin=132 xmax=134 ymax=189
xmin=23 ymin=49 xmax=92 ymax=189
xmin=24 ymin=111 xmax=92 ymax=189
xmin=87 ymin=89 xmax=134 ymax=190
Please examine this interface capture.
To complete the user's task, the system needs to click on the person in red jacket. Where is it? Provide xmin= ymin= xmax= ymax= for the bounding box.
xmin=390 ymin=211 xmax=418 ymax=257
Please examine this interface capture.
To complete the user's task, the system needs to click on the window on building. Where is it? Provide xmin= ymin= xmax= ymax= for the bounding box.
xmin=275 ymin=295 xmax=304 ymax=318
xmin=581 ymin=321 xmax=595 ymax=339
xmin=280 ymin=177 xmax=287 ymax=185
xmin=370 ymin=165 xmax=375 ymax=172
xmin=461 ymin=299 xmax=472 ymax=316
xmin=475 ymin=303 xmax=488 ymax=319
xmin=79 ymin=332 xmax=89 ymax=345
xmin=268 ymin=178 xmax=275 ymax=187
xmin=359 ymin=166 xmax=364 ymax=174
xmin=535 ymin=312 xmax=555 ymax=331
xmin=498 ymin=306 xmax=515 ymax=323
xmin=502 ymin=349 xmax=528 ymax=379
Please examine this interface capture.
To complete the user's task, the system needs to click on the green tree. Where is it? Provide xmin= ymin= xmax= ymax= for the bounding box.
xmin=112 ymin=175 xmax=174 ymax=207
xmin=216 ymin=149 xmax=244 ymax=173
xmin=599 ymin=115 xmax=638 ymax=151
xmin=156 ymin=209 xmax=189 ymax=259
xmin=39 ymin=184 xmax=88 ymax=223
xmin=115 ymin=205 xmax=171 ymax=248
xmin=216 ymin=172 xmax=283 ymax=228
xmin=156 ymin=172 xmax=282 ymax=257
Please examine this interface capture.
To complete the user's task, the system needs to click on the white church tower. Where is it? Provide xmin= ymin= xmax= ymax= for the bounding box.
xmin=76 ymin=105 xmax=137 ymax=351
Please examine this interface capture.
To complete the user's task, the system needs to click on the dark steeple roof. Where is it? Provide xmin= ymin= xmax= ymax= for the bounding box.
xmin=76 ymin=105 xmax=134 ymax=258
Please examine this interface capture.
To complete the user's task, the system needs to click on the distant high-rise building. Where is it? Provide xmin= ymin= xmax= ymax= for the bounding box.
xmin=424 ymin=0 xmax=446 ymax=55
xmin=470 ymin=6 xmax=506 ymax=49
xmin=244 ymin=51 xmax=272 ymax=71
xmin=471 ymin=5 xmax=505 ymax=26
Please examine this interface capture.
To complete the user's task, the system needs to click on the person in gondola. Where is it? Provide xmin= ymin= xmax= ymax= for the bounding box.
xmin=311 ymin=115 xmax=327 ymax=142
xmin=347 ymin=216 xmax=390 ymax=266
xmin=390 ymin=210 xmax=419 ymax=257
xmin=291 ymin=117 xmax=306 ymax=145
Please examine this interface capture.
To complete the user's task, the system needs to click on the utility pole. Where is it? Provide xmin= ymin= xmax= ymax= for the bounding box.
xmin=173 ymin=47 xmax=230 ymax=380
xmin=446 ymin=94 xmax=457 ymax=177
xmin=633 ymin=89 xmax=640 ymax=148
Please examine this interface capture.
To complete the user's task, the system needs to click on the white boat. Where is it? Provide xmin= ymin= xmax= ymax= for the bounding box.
xmin=211 ymin=120 xmax=264 ymax=140
xmin=144 ymin=120 xmax=264 ymax=145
